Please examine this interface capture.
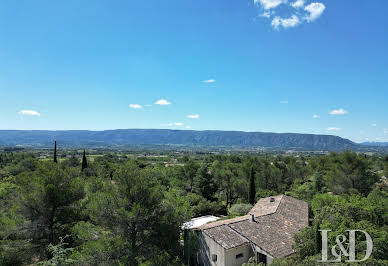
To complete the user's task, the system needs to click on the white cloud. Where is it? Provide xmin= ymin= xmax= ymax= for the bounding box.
xmin=260 ymin=11 xmax=273 ymax=18
xmin=18 ymin=110 xmax=40 ymax=116
xmin=371 ymin=123 xmax=377 ymax=127
xmin=327 ymin=127 xmax=341 ymax=131
xmin=203 ymin=79 xmax=216 ymax=83
xmin=304 ymin=2 xmax=326 ymax=22
xmin=291 ymin=0 xmax=305 ymax=8
xmin=160 ymin=123 xmax=173 ymax=127
xmin=280 ymin=100 xmax=289 ymax=104
xmin=384 ymin=128 xmax=388 ymax=134
xmin=329 ymin=108 xmax=348 ymax=115
xmin=185 ymin=126 xmax=191 ymax=129
xmin=253 ymin=0 xmax=325 ymax=29
xmin=187 ymin=114 xmax=200 ymax=119
xmin=272 ymin=15 xmax=300 ymax=29
xmin=155 ymin=99 xmax=171 ymax=105
xmin=313 ymin=114 xmax=320 ymax=119
xmin=255 ymin=0 xmax=288 ymax=10
xmin=161 ymin=122 xmax=184 ymax=127
xmin=129 ymin=104 xmax=142 ymax=109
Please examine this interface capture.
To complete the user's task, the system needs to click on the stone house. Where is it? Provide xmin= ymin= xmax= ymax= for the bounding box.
xmin=194 ymin=195 xmax=309 ymax=265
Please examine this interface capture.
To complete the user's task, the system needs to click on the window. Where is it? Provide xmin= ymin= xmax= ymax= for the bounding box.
xmin=212 ymin=254 xmax=217 ymax=262
xmin=236 ymin=253 xmax=244 ymax=259
xmin=258 ymin=252 xmax=267 ymax=264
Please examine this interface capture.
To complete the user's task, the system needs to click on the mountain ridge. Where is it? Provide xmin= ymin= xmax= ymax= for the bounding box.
xmin=361 ymin=142 xmax=388 ymax=147
xmin=0 ymin=129 xmax=358 ymax=151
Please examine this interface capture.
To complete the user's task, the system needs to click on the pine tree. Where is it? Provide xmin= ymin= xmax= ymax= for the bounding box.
xmin=54 ymin=141 xmax=58 ymax=163
xmin=194 ymin=164 xmax=216 ymax=201
xmin=248 ymin=167 xmax=256 ymax=205
xmin=81 ymin=150 xmax=88 ymax=171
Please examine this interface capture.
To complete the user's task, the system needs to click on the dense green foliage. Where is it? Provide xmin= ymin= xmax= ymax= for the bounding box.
xmin=0 ymin=149 xmax=387 ymax=265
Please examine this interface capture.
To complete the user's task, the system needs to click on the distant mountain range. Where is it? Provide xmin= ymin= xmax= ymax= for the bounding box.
xmin=361 ymin=142 xmax=388 ymax=147
xmin=0 ymin=129 xmax=360 ymax=151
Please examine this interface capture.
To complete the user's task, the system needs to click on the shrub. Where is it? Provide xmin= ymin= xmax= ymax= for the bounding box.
xmin=228 ymin=203 xmax=253 ymax=216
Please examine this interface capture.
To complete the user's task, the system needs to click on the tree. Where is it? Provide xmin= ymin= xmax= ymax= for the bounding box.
xmin=83 ymin=162 xmax=190 ymax=265
xmin=184 ymin=159 xmax=199 ymax=192
xmin=81 ymin=150 xmax=87 ymax=171
xmin=16 ymin=162 xmax=84 ymax=247
xmin=248 ymin=167 xmax=256 ymax=205
xmin=313 ymin=171 xmax=325 ymax=193
xmin=325 ymin=151 xmax=379 ymax=195
xmin=194 ymin=164 xmax=216 ymax=201
xmin=38 ymin=236 xmax=76 ymax=265
xmin=54 ymin=141 xmax=57 ymax=163
xmin=384 ymin=156 xmax=388 ymax=178
xmin=213 ymin=161 xmax=239 ymax=208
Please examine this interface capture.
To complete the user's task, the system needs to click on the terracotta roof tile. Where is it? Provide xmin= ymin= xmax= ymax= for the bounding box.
xmin=203 ymin=225 xmax=249 ymax=249
xmin=197 ymin=195 xmax=309 ymax=258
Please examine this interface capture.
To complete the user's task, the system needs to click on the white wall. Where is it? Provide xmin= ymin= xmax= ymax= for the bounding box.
xmin=196 ymin=231 xmax=275 ymax=265
xmin=224 ymin=244 xmax=252 ymax=266
xmin=197 ymin=231 xmax=226 ymax=266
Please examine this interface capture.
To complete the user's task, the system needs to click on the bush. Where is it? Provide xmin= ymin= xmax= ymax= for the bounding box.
xmin=228 ymin=203 xmax=253 ymax=216
xmin=192 ymin=199 xmax=226 ymax=217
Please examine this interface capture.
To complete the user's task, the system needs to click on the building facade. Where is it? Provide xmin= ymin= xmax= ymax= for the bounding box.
xmin=193 ymin=195 xmax=309 ymax=265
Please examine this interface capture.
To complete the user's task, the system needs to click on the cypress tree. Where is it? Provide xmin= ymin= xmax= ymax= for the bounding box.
xmin=53 ymin=141 xmax=58 ymax=163
xmin=248 ymin=167 xmax=256 ymax=205
xmin=81 ymin=150 xmax=88 ymax=171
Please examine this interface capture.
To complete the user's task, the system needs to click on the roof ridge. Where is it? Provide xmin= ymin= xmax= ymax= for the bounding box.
xmin=202 ymin=217 xmax=249 ymax=230
xmin=273 ymin=194 xmax=284 ymax=214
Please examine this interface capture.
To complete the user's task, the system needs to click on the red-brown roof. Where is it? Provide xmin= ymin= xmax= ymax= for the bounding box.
xmin=199 ymin=195 xmax=309 ymax=258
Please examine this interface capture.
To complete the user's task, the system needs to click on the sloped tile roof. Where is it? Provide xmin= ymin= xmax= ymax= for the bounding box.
xmin=198 ymin=195 xmax=283 ymax=230
xmin=199 ymin=195 xmax=309 ymax=258
xmin=203 ymin=225 xmax=249 ymax=249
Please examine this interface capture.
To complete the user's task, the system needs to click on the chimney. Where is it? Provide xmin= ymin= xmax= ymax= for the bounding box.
xmin=270 ymin=197 xmax=275 ymax=202
xmin=250 ymin=213 xmax=255 ymax=222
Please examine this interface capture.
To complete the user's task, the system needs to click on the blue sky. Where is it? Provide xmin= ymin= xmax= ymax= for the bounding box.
xmin=0 ymin=0 xmax=387 ymax=142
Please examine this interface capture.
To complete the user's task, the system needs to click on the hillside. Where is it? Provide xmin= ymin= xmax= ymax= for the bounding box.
xmin=0 ymin=129 xmax=358 ymax=151
xmin=361 ymin=142 xmax=388 ymax=147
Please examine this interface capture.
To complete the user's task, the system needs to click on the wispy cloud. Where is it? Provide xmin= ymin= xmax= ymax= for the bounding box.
xmin=371 ymin=123 xmax=377 ymax=127
xmin=254 ymin=0 xmax=287 ymax=10
xmin=185 ymin=126 xmax=191 ymax=129
xmin=129 ymin=104 xmax=142 ymax=109
xmin=313 ymin=114 xmax=320 ymax=119
xmin=203 ymin=79 xmax=216 ymax=83
xmin=280 ymin=100 xmax=289 ymax=104
xmin=304 ymin=2 xmax=326 ymax=22
xmin=260 ymin=11 xmax=273 ymax=18
xmin=18 ymin=110 xmax=40 ymax=116
xmin=155 ymin=99 xmax=171 ymax=105
xmin=187 ymin=114 xmax=200 ymax=119
xmin=291 ymin=0 xmax=305 ymax=8
xmin=272 ymin=15 xmax=300 ymax=29
xmin=160 ymin=123 xmax=173 ymax=127
xmin=329 ymin=108 xmax=348 ymax=115
xmin=327 ymin=127 xmax=341 ymax=131
xmin=161 ymin=122 xmax=184 ymax=127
